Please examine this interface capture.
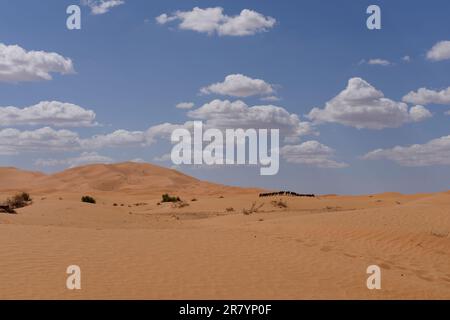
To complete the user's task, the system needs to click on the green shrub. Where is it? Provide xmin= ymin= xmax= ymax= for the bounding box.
xmin=161 ymin=194 xmax=181 ymax=203
xmin=81 ymin=196 xmax=96 ymax=204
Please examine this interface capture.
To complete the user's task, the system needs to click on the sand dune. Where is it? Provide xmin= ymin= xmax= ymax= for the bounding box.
xmin=1 ymin=162 xmax=259 ymax=196
xmin=0 ymin=167 xmax=47 ymax=191
xmin=0 ymin=163 xmax=449 ymax=299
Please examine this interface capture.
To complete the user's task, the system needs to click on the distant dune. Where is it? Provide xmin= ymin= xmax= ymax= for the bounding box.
xmin=0 ymin=162 xmax=260 ymax=196
xmin=0 ymin=162 xmax=449 ymax=299
xmin=0 ymin=167 xmax=47 ymax=191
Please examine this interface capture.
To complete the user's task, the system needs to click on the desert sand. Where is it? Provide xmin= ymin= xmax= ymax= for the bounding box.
xmin=0 ymin=162 xmax=449 ymax=299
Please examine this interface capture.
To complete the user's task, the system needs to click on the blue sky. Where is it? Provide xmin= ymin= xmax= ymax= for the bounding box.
xmin=0 ymin=0 xmax=449 ymax=194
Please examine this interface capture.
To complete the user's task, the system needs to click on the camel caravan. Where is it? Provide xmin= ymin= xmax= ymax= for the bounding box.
xmin=259 ymin=191 xmax=315 ymax=198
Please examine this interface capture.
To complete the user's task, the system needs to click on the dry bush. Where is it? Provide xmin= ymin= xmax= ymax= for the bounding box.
xmin=162 ymin=194 xmax=181 ymax=203
xmin=271 ymin=199 xmax=288 ymax=208
xmin=8 ymin=192 xmax=32 ymax=209
xmin=242 ymin=202 xmax=264 ymax=215
xmin=225 ymin=207 xmax=235 ymax=212
xmin=0 ymin=205 xmax=16 ymax=214
xmin=81 ymin=195 xmax=96 ymax=204
xmin=1 ymin=192 xmax=32 ymax=214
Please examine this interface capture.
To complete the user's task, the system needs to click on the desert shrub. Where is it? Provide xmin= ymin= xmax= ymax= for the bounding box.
xmin=225 ymin=207 xmax=235 ymax=212
xmin=81 ymin=196 xmax=96 ymax=204
xmin=271 ymin=199 xmax=288 ymax=209
xmin=0 ymin=205 xmax=16 ymax=214
xmin=242 ymin=202 xmax=264 ymax=215
xmin=0 ymin=192 xmax=32 ymax=214
xmin=161 ymin=194 xmax=181 ymax=203
xmin=19 ymin=192 xmax=31 ymax=202
xmin=6 ymin=192 xmax=32 ymax=209
xmin=191 ymin=198 xmax=197 ymax=202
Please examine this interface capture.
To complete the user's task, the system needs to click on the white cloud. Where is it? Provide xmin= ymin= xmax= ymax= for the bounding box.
xmin=200 ymin=74 xmax=275 ymax=98
xmin=35 ymin=152 xmax=113 ymax=168
xmin=0 ymin=43 xmax=74 ymax=82
xmin=153 ymin=153 xmax=172 ymax=162
xmin=188 ymin=99 xmax=316 ymax=142
xmin=408 ymin=105 xmax=433 ymax=122
xmin=0 ymin=101 xmax=96 ymax=127
xmin=403 ymin=87 xmax=450 ymax=105
xmin=0 ymin=98 xmax=316 ymax=156
xmin=0 ymin=128 xmax=159 ymax=157
xmin=363 ymin=135 xmax=450 ymax=167
xmin=367 ymin=58 xmax=391 ymax=66
xmin=81 ymin=0 xmax=124 ymax=15
xmin=0 ymin=127 xmax=151 ymax=155
xmin=426 ymin=40 xmax=450 ymax=61
xmin=281 ymin=141 xmax=348 ymax=168
xmin=307 ymin=77 xmax=432 ymax=129
xmin=156 ymin=7 xmax=276 ymax=36
xmin=145 ymin=122 xmax=190 ymax=144
xmin=82 ymin=129 xmax=146 ymax=149
xmin=402 ymin=55 xmax=411 ymax=62
xmin=176 ymin=102 xmax=195 ymax=109
xmin=0 ymin=127 xmax=81 ymax=155
xmin=261 ymin=96 xmax=281 ymax=102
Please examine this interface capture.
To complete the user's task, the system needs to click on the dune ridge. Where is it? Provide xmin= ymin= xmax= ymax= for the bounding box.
xmin=0 ymin=162 xmax=259 ymax=196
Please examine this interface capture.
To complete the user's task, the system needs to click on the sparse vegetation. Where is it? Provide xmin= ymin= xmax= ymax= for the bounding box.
xmin=242 ymin=202 xmax=264 ymax=215
xmin=191 ymin=198 xmax=198 ymax=202
xmin=19 ymin=192 xmax=32 ymax=202
xmin=134 ymin=202 xmax=147 ymax=207
xmin=172 ymin=201 xmax=189 ymax=209
xmin=81 ymin=195 xmax=96 ymax=204
xmin=0 ymin=205 xmax=16 ymax=214
xmin=161 ymin=194 xmax=181 ymax=203
xmin=8 ymin=192 xmax=32 ymax=208
xmin=226 ymin=207 xmax=235 ymax=212
xmin=271 ymin=199 xmax=288 ymax=209
xmin=0 ymin=192 xmax=33 ymax=214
